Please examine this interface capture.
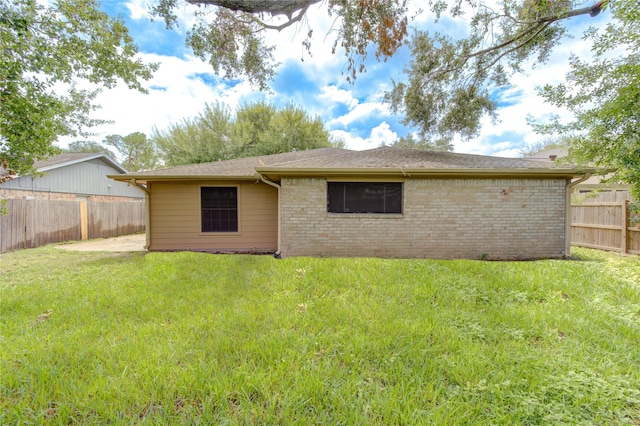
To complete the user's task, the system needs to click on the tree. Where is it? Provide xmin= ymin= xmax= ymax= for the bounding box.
xmin=232 ymin=101 xmax=334 ymax=157
xmin=152 ymin=0 xmax=410 ymax=89
xmin=151 ymin=0 xmax=611 ymax=144
xmin=0 ymin=0 xmax=156 ymax=182
xmin=534 ymin=1 xmax=639 ymax=200
xmin=64 ymin=140 xmax=116 ymax=159
xmin=388 ymin=133 xmax=453 ymax=152
xmin=152 ymin=101 xmax=337 ymax=166
xmin=385 ymin=0 xmax=610 ymax=146
xmin=104 ymin=132 xmax=159 ymax=172
xmin=152 ymin=102 xmax=235 ymax=166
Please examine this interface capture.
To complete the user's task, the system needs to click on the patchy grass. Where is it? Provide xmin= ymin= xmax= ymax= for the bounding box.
xmin=1 ymin=247 xmax=639 ymax=424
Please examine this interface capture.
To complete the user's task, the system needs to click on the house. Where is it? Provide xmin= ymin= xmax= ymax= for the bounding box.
xmin=1 ymin=152 xmax=144 ymax=201
xmin=1 ymin=153 xmax=145 ymax=252
xmin=527 ymin=148 xmax=631 ymax=202
xmin=109 ymin=147 xmax=593 ymax=260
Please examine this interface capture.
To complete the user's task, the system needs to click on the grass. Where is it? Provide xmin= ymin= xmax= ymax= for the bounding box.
xmin=1 ymin=246 xmax=639 ymax=424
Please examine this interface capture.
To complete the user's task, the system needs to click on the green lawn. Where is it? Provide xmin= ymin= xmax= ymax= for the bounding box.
xmin=1 ymin=246 xmax=639 ymax=424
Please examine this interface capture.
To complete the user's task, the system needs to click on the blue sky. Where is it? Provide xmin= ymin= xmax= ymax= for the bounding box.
xmin=56 ymin=0 xmax=603 ymax=158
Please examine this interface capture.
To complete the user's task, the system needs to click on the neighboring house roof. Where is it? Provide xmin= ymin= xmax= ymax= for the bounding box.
xmin=33 ymin=153 xmax=127 ymax=174
xmin=2 ymin=152 xmax=143 ymax=198
xmin=526 ymin=148 xmax=626 ymax=188
xmin=526 ymin=148 xmax=569 ymax=162
xmin=111 ymin=147 xmax=592 ymax=184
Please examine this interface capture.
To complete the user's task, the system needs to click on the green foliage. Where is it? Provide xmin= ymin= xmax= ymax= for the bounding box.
xmin=232 ymin=101 xmax=334 ymax=157
xmin=389 ymin=133 xmax=453 ymax=152
xmin=152 ymin=102 xmax=234 ymax=166
xmin=1 ymin=247 xmax=638 ymax=423
xmin=64 ymin=140 xmax=116 ymax=160
xmin=152 ymin=0 xmax=409 ymax=88
xmin=0 ymin=0 xmax=156 ymax=181
xmin=535 ymin=1 xmax=640 ymax=199
xmin=152 ymin=101 xmax=336 ymax=167
xmin=103 ymin=132 xmax=159 ymax=172
xmin=386 ymin=0 xmax=606 ymax=144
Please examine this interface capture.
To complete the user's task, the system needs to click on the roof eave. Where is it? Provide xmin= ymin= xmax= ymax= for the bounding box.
xmin=39 ymin=154 xmax=127 ymax=173
xmin=107 ymin=174 xmax=259 ymax=184
xmin=255 ymin=167 xmax=593 ymax=180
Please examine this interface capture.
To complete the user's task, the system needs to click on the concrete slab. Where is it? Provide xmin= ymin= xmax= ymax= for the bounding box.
xmin=55 ymin=234 xmax=146 ymax=252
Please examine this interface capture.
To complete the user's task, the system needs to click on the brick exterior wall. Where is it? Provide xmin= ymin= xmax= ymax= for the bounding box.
xmin=280 ymin=177 xmax=568 ymax=260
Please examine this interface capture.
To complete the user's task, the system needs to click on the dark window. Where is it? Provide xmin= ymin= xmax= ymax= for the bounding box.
xmin=327 ymin=182 xmax=402 ymax=214
xmin=201 ymin=187 xmax=238 ymax=232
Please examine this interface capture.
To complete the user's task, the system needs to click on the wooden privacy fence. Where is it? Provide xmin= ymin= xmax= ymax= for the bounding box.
xmin=0 ymin=198 xmax=145 ymax=253
xmin=571 ymin=200 xmax=640 ymax=255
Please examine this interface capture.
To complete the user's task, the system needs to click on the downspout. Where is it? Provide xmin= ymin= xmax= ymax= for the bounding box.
xmin=565 ymin=173 xmax=592 ymax=257
xmin=130 ymin=179 xmax=151 ymax=250
xmin=258 ymin=174 xmax=282 ymax=258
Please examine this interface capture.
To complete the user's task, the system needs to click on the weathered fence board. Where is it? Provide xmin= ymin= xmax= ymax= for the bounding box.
xmin=87 ymin=201 xmax=145 ymax=239
xmin=571 ymin=200 xmax=639 ymax=255
xmin=0 ymin=199 xmax=144 ymax=253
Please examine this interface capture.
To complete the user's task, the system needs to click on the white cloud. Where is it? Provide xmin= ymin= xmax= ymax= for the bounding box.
xmin=56 ymin=53 xmax=255 ymax=147
xmin=368 ymin=122 xmax=398 ymax=147
xmin=56 ymin=1 xmax=605 ymax=161
xmin=491 ymin=148 xmax=522 ymax=158
xmin=332 ymin=122 xmax=397 ymax=151
xmin=125 ymin=0 xmax=149 ymax=20
xmin=328 ymin=101 xmax=390 ymax=128
xmin=125 ymin=0 xmax=200 ymax=32
xmin=319 ymin=85 xmax=358 ymax=109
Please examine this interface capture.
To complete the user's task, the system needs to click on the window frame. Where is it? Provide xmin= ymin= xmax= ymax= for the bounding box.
xmin=327 ymin=181 xmax=403 ymax=214
xmin=200 ymin=185 xmax=240 ymax=234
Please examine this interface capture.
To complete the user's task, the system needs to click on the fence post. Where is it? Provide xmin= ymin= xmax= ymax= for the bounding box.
xmin=80 ymin=200 xmax=88 ymax=240
xmin=622 ymin=200 xmax=628 ymax=254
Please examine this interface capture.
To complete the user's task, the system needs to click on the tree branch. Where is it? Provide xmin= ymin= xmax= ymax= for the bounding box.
xmin=184 ymin=0 xmax=321 ymax=17
xmin=473 ymin=21 xmax=553 ymax=78
xmin=238 ymin=4 xmax=310 ymax=31
xmin=467 ymin=0 xmax=608 ymax=60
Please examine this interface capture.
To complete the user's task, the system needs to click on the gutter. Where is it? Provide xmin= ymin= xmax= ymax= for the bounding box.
xmin=128 ymin=178 xmax=151 ymax=250
xmin=108 ymin=174 xmax=256 ymax=183
xmin=254 ymin=167 xmax=587 ymax=180
xmin=564 ymin=172 xmax=592 ymax=257
xmin=258 ymin=173 xmax=282 ymax=258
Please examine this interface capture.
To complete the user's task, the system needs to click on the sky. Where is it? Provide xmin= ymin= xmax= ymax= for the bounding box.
xmin=56 ymin=0 xmax=604 ymax=158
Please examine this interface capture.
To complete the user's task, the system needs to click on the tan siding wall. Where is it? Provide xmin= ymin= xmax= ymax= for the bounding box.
xmin=280 ymin=178 xmax=568 ymax=259
xmin=148 ymin=181 xmax=278 ymax=252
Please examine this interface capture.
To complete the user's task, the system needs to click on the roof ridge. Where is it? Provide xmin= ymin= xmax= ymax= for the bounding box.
xmin=266 ymin=148 xmax=351 ymax=167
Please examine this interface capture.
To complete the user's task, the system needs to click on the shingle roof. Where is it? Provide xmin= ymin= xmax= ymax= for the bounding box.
xmin=264 ymin=147 xmax=568 ymax=170
xmin=116 ymin=148 xmax=347 ymax=178
xmin=33 ymin=153 xmax=127 ymax=173
xmin=111 ymin=147 xmax=589 ymax=182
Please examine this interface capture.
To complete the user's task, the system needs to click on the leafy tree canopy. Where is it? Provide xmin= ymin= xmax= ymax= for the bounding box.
xmin=152 ymin=0 xmax=410 ymax=89
xmin=0 ymin=0 xmax=156 ymax=182
xmin=151 ymin=0 xmax=613 ymax=148
xmin=388 ymin=133 xmax=453 ymax=152
xmin=385 ymin=0 xmax=609 ymax=146
xmin=64 ymin=140 xmax=116 ymax=160
xmin=152 ymin=101 xmax=338 ymax=166
xmin=534 ymin=0 xmax=639 ymax=200
xmin=104 ymin=132 xmax=159 ymax=172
